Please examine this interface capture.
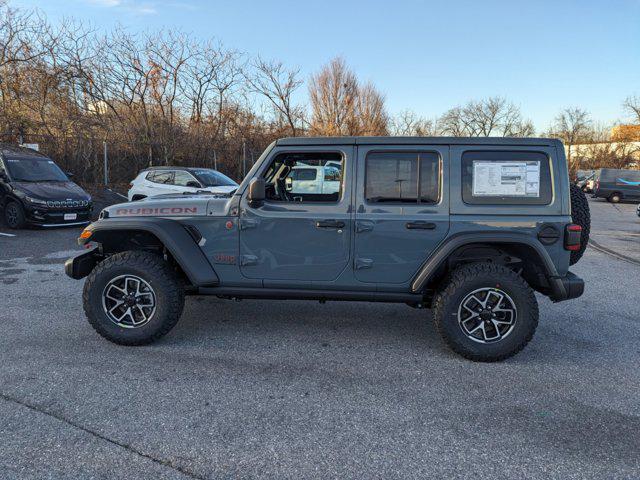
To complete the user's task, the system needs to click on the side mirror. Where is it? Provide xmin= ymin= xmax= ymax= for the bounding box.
xmin=186 ymin=180 xmax=201 ymax=188
xmin=66 ymin=171 xmax=74 ymax=179
xmin=0 ymin=171 xmax=8 ymax=182
xmin=247 ymin=177 xmax=265 ymax=207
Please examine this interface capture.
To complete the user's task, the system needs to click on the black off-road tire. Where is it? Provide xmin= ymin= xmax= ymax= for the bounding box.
xmin=569 ymin=184 xmax=591 ymax=265
xmin=83 ymin=250 xmax=185 ymax=345
xmin=433 ymin=263 xmax=539 ymax=362
xmin=4 ymin=201 xmax=26 ymax=229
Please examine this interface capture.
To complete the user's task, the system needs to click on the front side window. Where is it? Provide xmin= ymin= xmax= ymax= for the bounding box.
xmin=263 ymin=152 xmax=343 ymax=203
xmin=5 ymin=156 xmax=68 ymax=182
xmin=365 ymin=151 xmax=440 ymax=204
xmin=173 ymin=171 xmax=198 ymax=187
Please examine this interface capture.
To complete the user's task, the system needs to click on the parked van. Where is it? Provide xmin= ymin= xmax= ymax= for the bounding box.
xmin=592 ymin=168 xmax=640 ymax=203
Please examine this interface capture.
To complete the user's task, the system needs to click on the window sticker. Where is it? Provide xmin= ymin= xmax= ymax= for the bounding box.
xmin=472 ymin=161 xmax=540 ymax=197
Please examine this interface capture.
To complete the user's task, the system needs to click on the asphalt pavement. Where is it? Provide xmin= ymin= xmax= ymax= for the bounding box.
xmin=0 ymin=197 xmax=639 ymax=479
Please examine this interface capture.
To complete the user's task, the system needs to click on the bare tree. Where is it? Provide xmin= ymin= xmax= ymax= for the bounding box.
xmin=245 ymin=56 xmax=304 ymax=136
xmin=308 ymin=57 xmax=358 ymax=136
xmin=550 ymin=107 xmax=591 ymax=167
xmin=390 ymin=109 xmax=434 ymax=136
xmin=623 ymin=95 xmax=640 ymax=124
xmin=353 ymin=82 xmax=388 ymax=136
xmin=308 ymin=57 xmax=387 ymax=136
xmin=438 ymin=97 xmax=534 ymax=137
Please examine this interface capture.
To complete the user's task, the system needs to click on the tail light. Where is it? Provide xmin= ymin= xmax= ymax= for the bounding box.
xmin=595 ymin=180 xmax=600 ymax=191
xmin=565 ymin=224 xmax=582 ymax=251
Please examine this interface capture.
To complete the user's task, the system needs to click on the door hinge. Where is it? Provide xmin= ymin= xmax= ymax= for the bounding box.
xmin=355 ymin=258 xmax=374 ymax=270
xmin=355 ymin=221 xmax=374 ymax=233
xmin=240 ymin=218 xmax=258 ymax=230
xmin=240 ymin=255 xmax=258 ymax=266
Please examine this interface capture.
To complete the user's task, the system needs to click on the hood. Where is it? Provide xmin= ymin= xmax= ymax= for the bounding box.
xmin=103 ymin=194 xmax=235 ymax=218
xmin=12 ymin=181 xmax=90 ymax=201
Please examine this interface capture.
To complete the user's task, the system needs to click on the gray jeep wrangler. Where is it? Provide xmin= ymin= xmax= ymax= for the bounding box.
xmin=66 ymin=137 xmax=589 ymax=361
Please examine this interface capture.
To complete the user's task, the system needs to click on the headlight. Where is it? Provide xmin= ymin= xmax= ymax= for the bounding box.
xmin=25 ymin=196 xmax=48 ymax=206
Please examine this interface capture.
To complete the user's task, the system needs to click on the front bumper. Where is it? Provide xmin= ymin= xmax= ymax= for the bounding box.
xmin=549 ymin=271 xmax=584 ymax=302
xmin=25 ymin=205 xmax=92 ymax=227
xmin=65 ymin=247 xmax=101 ymax=279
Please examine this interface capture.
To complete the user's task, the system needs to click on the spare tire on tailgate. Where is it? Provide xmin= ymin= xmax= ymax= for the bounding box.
xmin=569 ymin=183 xmax=590 ymax=265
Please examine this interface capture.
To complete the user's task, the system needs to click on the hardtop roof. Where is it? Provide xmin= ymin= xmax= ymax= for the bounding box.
xmin=0 ymin=143 xmax=47 ymax=158
xmin=276 ymin=136 xmax=562 ymax=147
xmin=141 ymin=166 xmax=215 ymax=173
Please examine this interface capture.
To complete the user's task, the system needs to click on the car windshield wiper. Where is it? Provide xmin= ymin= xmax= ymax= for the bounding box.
xmin=182 ymin=190 xmax=218 ymax=195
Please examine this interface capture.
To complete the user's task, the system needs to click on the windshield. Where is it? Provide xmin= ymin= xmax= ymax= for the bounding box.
xmin=6 ymin=156 xmax=68 ymax=182
xmin=192 ymin=169 xmax=237 ymax=187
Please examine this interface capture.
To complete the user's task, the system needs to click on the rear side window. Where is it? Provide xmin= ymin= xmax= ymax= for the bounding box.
xmin=462 ymin=151 xmax=552 ymax=205
xmin=292 ymin=168 xmax=317 ymax=181
xmin=365 ymin=151 xmax=440 ymax=204
xmin=148 ymin=171 xmax=174 ymax=184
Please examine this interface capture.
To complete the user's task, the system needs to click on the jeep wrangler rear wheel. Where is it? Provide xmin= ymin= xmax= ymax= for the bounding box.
xmin=433 ymin=263 xmax=538 ymax=362
xmin=83 ymin=250 xmax=185 ymax=345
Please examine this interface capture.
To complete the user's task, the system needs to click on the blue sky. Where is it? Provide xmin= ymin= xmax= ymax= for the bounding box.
xmin=14 ymin=0 xmax=640 ymax=130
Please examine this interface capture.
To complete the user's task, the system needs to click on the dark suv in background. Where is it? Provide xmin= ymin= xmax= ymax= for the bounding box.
xmin=0 ymin=144 xmax=92 ymax=229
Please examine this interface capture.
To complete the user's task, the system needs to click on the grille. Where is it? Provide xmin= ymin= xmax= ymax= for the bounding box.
xmin=46 ymin=199 xmax=90 ymax=208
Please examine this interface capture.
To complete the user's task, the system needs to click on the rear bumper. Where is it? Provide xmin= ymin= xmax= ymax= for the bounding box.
xmin=549 ymin=271 xmax=584 ymax=302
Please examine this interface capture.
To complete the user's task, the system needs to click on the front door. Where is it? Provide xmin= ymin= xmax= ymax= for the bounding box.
xmin=353 ymin=145 xmax=450 ymax=284
xmin=239 ymin=146 xmax=354 ymax=283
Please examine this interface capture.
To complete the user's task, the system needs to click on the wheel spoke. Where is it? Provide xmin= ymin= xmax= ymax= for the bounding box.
xmin=457 ymin=287 xmax=518 ymax=344
xmin=486 ymin=291 xmax=504 ymax=308
xmin=135 ymin=305 xmax=148 ymax=323
xmin=137 ymin=292 xmax=154 ymax=306
xmin=469 ymin=294 xmax=487 ymax=308
xmin=102 ymin=275 xmax=156 ymax=328
xmin=462 ymin=304 xmax=480 ymax=318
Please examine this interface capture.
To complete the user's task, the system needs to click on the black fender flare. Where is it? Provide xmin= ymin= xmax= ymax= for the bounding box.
xmin=410 ymin=232 xmax=563 ymax=296
xmin=80 ymin=218 xmax=219 ymax=287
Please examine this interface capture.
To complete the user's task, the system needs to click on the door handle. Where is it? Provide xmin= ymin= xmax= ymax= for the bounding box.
xmin=316 ymin=220 xmax=345 ymax=229
xmin=406 ymin=221 xmax=436 ymax=230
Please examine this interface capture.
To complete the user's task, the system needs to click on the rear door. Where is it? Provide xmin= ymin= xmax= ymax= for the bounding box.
xmin=354 ymin=145 xmax=450 ymax=284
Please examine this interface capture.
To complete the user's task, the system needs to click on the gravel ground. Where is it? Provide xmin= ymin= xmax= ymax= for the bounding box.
xmin=0 ymin=197 xmax=639 ymax=479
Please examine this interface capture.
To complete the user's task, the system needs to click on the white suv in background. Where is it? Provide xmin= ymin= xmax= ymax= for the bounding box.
xmin=286 ymin=165 xmax=341 ymax=196
xmin=127 ymin=167 xmax=238 ymax=201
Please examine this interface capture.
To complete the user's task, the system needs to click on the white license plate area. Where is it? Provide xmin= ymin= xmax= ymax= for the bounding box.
xmin=64 ymin=213 xmax=77 ymax=221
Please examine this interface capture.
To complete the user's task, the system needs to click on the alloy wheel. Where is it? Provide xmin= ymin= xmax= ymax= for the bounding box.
xmin=457 ymin=287 xmax=517 ymax=343
xmin=101 ymin=274 xmax=157 ymax=328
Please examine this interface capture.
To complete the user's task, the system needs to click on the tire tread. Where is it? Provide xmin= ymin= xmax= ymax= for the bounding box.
xmin=433 ymin=263 xmax=538 ymax=362
xmin=82 ymin=250 xmax=184 ymax=345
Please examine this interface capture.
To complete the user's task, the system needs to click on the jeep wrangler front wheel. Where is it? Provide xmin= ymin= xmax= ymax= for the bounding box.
xmin=433 ymin=263 xmax=538 ymax=362
xmin=83 ymin=250 xmax=185 ymax=345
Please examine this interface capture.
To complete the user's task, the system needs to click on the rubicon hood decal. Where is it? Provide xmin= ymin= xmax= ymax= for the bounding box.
xmin=104 ymin=196 xmax=213 ymax=217
xmin=112 ymin=206 xmax=202 ymax=216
